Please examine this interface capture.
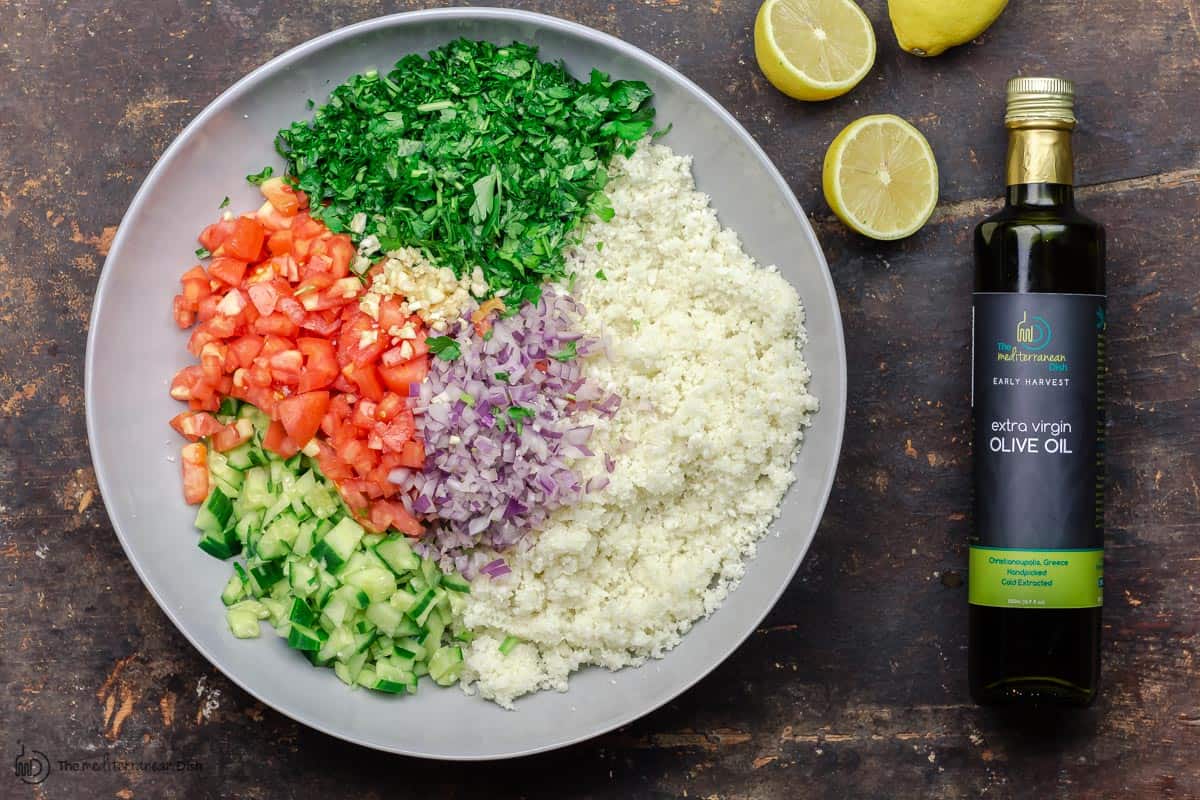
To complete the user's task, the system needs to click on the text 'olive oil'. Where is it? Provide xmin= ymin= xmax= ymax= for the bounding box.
xmin=968 ymin=77 xmax=1106 ymax=706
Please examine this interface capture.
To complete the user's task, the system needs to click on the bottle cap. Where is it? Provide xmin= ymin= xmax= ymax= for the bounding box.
xmin=1005 ymin=76 xmax=1076 ymax=128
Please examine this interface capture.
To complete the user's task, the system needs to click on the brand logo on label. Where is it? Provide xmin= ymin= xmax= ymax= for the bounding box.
xmin=1015 ymin=311 xmax=1052 ymax=351
xmin=996 ymin=310 xmax=1068 ymax=372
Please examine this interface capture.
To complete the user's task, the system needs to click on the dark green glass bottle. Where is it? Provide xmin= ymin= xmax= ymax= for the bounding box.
xmin=968 ymin=77 xmax=1106 ymax=706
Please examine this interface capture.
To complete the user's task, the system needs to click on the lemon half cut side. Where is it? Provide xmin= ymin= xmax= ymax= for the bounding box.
xmin=822 ymin=114 xmax=939 ymax=240
xmin=755 ymin=0 xmax=876 ymax=101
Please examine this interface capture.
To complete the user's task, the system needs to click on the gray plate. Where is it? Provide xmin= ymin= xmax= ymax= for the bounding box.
xmin=85 ymin=8 xmax=846 ymax=760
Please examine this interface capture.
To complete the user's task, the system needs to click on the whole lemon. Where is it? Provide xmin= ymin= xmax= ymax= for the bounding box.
xmin=888 ymin=0 xmax=1008 ymax=57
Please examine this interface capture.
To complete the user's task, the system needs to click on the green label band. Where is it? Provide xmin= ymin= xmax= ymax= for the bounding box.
xmin=969 ymin=546 xmax=1103 ymax=609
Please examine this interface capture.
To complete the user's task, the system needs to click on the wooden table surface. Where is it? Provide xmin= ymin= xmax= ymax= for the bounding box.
xmin=2 ymin=0 xmax=1198 ymax=797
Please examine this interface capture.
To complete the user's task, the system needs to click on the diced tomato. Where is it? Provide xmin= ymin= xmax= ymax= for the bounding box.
xmin=397 ymin=440 xmax=424 ymax=469
xmin=181 ymin=443 xmax=209 ymax=504
xmin=378 ymin=358 xmax=428 ymax=395
xmin=277 ymin=391 xmax=330 ymax=446
xmin=297 ymin=337 xmax=338 ymax=394
xmin=169 ymin=365 xmax=207 ymax=402
xmin=267 ymin=228 xmax=294 ymax=256
xmin=337 ymin=313 xmax=387 ymax=367
xmin=344 ymin=363 xmax=384 ymax=402
xmin=205 ymin=314 xmax=237 ymax=340
xmin=228 ymin=334 xmax=264 ymax=368
xmin=198 ymin=219 xmax=236 ymax=253
xmin=262 ymin=419 xmax=300 ymax=458
xmin=180 ymin=266 xmax=212 ymax=305
xmin=327 ymin=235 xmax=355 ymax=278
xmin=260 ymin=177 xmax=301 ymax=216
xmin=301 ymin=310 xmax=342 ymax=337
xmin=255 ymin=200 xmax=292 ymax=232
xmin=173 ymin=202 xmax=438 ymax=533
xmin=196 ymin=294 xmax=220 ymax=323
xmin=209 ymin=256 xmax=248 ymax=287
xmin=246 ymin=282 xmax=280 ymax=316
xmin=291 ymin=212 xmax=326 ymax=241
xmin=252 ymin=312 xmax=300 ymax=338
xmin=378 ymin=410 xmax=415 ymax=452
xmin=277 ymin=295 xmax=307 ymax=326
xmin=225 ymin=216 xmax=266 ymax=261
xmin=170 ymin=411 xmax=225 ymax=440
xmin=212 ymin=422 xmax=252 ymax=452
xmin=375 ymin=392 xmax=405 ymax=422
xmin=376 ymin=297 xmax=406 ymax=332
xmin=367 ymin=499 xmax=422 ymax=537
xmin=173 ymin=294 xmax=196 ymax=329
xmin=268 ymin=349 xmax=304 ymax=385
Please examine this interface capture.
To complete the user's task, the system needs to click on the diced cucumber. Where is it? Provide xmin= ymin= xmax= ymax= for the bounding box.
xmin=428 ymin=645 xmax=464 ymax=686
xmin=221 ymin=570 xmax=247 ymax=606
xmin=202 ymin=403 xmax=468 ymax=695
xmin=440 ymin=573 xmax=471 ymax=594
xmin=241 ymin=467 xmax=271 ymax=510
xmin=287 ymin=623 xmax=324 ymax=651
xmin=365 ymin=602 xmax=405 ymax=638
xmin=257 ymin=512 xmax=300 ymax=560
xmin=294 ymin=519 xmax=318 ymax=558
xmin=388 ymin=588 xmax=417 ymax=614
xmin=287 ymin=596 xmax=319 ymax=628
xmin=288 ymin=558 xmax=319 ymax=599
xmin=260 ymin=597 xmax=288 ymax=628
xmin=195 ymin=487 xmax=233 ymax=533
xmin=343 ymin=566 xmax=397 ymax=603
xmin=312 ymin=517 xmax=364 ymax=571
xmin=374 ymin=537 xmax=421 ymax=575
xmin=217 ymin=396 xmax=241 ymax=418
xmin=408 ymin=588 xmax=437 ymax=627
xmin=248 ymin=561 xmax=284 ymax=595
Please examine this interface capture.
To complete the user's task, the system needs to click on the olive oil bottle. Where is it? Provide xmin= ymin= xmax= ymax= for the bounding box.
xmin=968 ymin=77 xmax=1106 ymax=705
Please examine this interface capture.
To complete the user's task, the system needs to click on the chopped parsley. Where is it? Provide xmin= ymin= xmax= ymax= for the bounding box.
xmin=507 ymin=405 xmax=535 ymax=434
xmin=218 ymin=196 xmax=230 ymax=209
xmin=194 ymin=247 xmax=211 ymax=259
xmin=494 ymin=371 xmax=511 ymax=383
xmin=273 ymin=39 xmax=655 ymax=306
xmin=426 ymin=336 xmax=462 ymax=361
xmin=594 ymin=269 xmax=607 ymax=280
xmin=245 ymin=166 xmax=274 ymax=185
xmin=550 ymin=341 xmax=578 ymax=362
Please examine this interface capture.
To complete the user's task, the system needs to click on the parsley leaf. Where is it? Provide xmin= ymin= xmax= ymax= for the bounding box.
xmin=494 ymin=371 xmax=511 ymax=383
xmin=594 ymin=269 xmax=606 ymax=280
xmin=218 ymin=196 xmax=230 ymax=209
xmin=246 ymin=166 xmax=274 ymax=185
xmin=195 ymin=247 xmax=211 ymax=259
xmin=426 ymin=336 xmax=462 ymax=361
xmin=551 ymin=341 xmax=578 ymax=362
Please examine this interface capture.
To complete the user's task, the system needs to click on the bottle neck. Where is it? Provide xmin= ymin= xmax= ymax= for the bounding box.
xmin=1005 ymin=126 xmax=1074 ymax=206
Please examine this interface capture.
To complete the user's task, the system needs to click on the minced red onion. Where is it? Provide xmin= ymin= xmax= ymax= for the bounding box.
xmin=392 ymin=286 xmax=620 ymax=572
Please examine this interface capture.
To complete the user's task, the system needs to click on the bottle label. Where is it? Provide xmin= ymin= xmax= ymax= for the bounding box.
xmin=970 ymin=292 xmax=1106 ymax=609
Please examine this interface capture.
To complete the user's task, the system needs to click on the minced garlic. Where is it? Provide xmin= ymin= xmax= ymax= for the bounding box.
xmin=359 ymin=247 xmax=486 ymax=333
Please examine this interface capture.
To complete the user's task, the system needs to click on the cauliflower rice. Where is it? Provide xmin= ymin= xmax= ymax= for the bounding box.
xmin=460 ymin=142 xmax=820 ymax=708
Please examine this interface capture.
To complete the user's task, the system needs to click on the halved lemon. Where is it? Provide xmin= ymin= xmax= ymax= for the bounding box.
xmin=754 ymin=0 xmax=876 ymax=101
xmin=822 ymin=114 xmax=939 ymax=240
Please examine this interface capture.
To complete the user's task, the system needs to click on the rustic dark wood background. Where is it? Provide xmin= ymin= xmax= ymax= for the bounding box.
xmin=2 ymin=0 xmax=1198 ymax=797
